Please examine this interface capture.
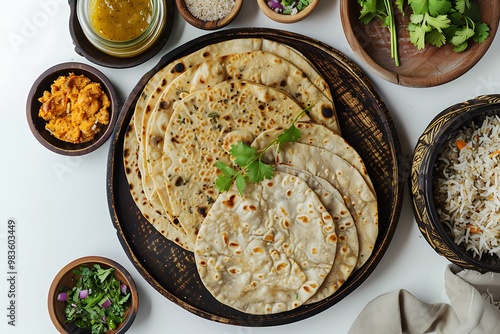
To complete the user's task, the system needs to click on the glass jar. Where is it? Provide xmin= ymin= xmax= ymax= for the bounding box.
xmin=77 ymin=0 xmax=166 ymax=58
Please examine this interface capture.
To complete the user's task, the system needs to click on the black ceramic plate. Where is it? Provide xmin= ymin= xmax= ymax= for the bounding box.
xmin=68 ymin=0 xmax=175 ymax=69
xmin=410 ymin=94 xmax=500 ymax=273
xmin=107 ymin=28 xmax=404 ymax=326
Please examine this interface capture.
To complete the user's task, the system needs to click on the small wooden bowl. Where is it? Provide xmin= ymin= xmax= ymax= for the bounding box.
xmin=176 ymin=0 xmax=243 ymax=30
xmin=48 ymin=256 xmax=139 ymax=334
xmin=340 ymin=0 xmax=500 ymax=87
xmin=26 ymin=62 xmax=119 ymax=156
xmin=257 ymin=0 xmax=318 ymax=23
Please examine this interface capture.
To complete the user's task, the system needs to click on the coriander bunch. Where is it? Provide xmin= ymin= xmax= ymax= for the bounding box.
xmin=407 ymin=0 xmax=490 ymax=52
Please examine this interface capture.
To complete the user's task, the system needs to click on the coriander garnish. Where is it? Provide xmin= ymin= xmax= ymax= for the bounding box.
xmin=215 ymin=106 xmax=310 ymax=196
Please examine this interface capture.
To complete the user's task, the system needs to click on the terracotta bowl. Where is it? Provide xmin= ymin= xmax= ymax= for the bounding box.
xmin=26 ymin=62 xmax=119 ymax=156
xmin=257 ymin=0 xmax=318 ymax=23
xmin=340 ymin=0 xmax=500 ymax=87
xmin=410 ymin=94 xmax=500 ymax=273
xmin=48 ymin=256 xmax=139 ymax=333
xmin=176 ymin=0 xmax=243 ymax=30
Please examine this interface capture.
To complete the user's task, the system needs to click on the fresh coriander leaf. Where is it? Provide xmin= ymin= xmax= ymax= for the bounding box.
xmin=245 ymin=160 xmax=274 ymax=184
xmin=426 ymin=29 xmax=447 ymax=47
xmin=450 ymin=25 xmax=475 ymax=46
xmin=409 ymin=23 xmax=431 ymax=49
xmin=453 ymin=41 xmax=469 ymax=52
xmin=215 ymin=161 xmax=236 ymax=192
xmin=425 ymin=13 xmax=451 ymax=32
xmin=234 ymin=174 xmax=247 ymax=196
xmin=473 ymin=22 xmax=490 ymax=43
xmin=428 ymin=0 xmax=452 ymax=16
xmin=95 ymin=266 xmax=113 ymax=283
xmin=231 ymin=141 xmax=258 ymax=166
xmin=447 ymin=10 xmax=465 ymax=26
xmin=410 ymin=13 xmax=425 ymax=25
xmin=455 ymin=0 xmax=470 ymax=14
xmin=276 ymin=124 xmax=301 ymax=151
xmin=408 ymin=0 xmax=429 ymax=15
xmin=358 ymin=0 xmax=377 ymax=16
xmin=215 ymin=161 xmax=237 ymax=177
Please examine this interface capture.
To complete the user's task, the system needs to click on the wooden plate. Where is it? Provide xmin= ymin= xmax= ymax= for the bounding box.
xmin=106 ymin=28 xmax=404 ymax=326
xmin=340 ymin=0 xmax=500 ymax=87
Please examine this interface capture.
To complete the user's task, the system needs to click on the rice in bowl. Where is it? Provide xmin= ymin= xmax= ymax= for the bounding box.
xmin=434 ymin=114 xmax=500 ymax=260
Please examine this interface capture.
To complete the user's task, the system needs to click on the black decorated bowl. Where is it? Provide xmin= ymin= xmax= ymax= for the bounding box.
xmin=410 ymin=94 xmax=500 ymax=273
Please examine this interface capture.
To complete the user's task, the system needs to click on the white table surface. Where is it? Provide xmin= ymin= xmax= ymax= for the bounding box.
xmin=1 ymin=1 xmax=498 ymax=333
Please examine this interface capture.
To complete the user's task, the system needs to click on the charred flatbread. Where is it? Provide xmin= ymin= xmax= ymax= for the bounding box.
xmin=145 ymin=50 xmax=338 ymax=221
xmin=255 ymin=122 xmax=374 ymax=194
xmin=274 ymin=165 xmax=359 ymax=303
xmin=194 ymin=172 xmax=338 ymax=314
xmin=164 ymin=80 xmax=311 ymax=243
xmin=122 ymin=116 xmax=193 ymax=251
xmin=252 ymin=141 xmax=378 ymax=269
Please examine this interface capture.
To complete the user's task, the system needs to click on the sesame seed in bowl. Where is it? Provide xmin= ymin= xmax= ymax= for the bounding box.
xmin=176 ymin=0 xmax=243 ymax=30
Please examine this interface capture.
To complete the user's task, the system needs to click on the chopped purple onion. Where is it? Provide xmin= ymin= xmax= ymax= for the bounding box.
xmin=79 ymin=289 xmax=89 ymax=299
xmin=267 ymin=0 xmax=284 ymax=12
xmin=101 ymin=298 xmax=112 ymax=309
xmin=57 ymin=292 xmax=68 ymax=301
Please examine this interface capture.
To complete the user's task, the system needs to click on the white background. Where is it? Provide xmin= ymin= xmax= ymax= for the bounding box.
xmin=1 ymin=0 xmax=498 ymax=333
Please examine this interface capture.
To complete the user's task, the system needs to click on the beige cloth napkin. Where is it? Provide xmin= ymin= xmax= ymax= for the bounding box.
xmin=348 ymin=265 xmax=500 ymax=334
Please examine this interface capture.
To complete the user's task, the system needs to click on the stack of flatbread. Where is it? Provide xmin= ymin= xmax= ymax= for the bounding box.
xmin=123 ymin=38 xmax=378 ymax=315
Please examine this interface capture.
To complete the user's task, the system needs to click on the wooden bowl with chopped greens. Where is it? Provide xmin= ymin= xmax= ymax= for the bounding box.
xmin=340 ymin=0 xmax=500 ymax=87
xmin=257 ymin=0 xmax=318 ymax=23
xmin=48 ymin=256 xmax=138 ymax=334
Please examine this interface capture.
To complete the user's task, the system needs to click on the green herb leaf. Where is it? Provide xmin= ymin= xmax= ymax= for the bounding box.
xmin=429 ymin=0 xmax=452 ymax=16
xmin=231 ymin=141 xmax=258 ymax=166
xmin=245 ymin=160 xmax=274 ymax=184
xmin=450 ymin=25 xmax=475 ymax=46
xmin=215 ymin=107 xmax=310 ymax=195
xmin=473 ymin=22 xmax=490 ymax=43
xmin=60 ymin=264 xmax=130 ymax=334
xmin=426 ymin=29 xmax=447 ymax=47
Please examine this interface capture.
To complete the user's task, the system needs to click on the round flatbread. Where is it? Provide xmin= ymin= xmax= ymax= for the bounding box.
xmin=255 ymin=122 xmax=374 ymax=194
xmin=136 ymin=38 xmax=265 ymax=200
xmin=194 ymin=172 xmax=338 ymax=314
xmin=164 ymin=80 xmax=311 ymax=243
xmin=138 ymin=38 xmax=335 ymax=202
xmin=122 ymin=116 xmax=193 ymax=251
xmin=274 ymin=165 xmax=359 ymax=303
xmin=252 ymin=141 xmax=378 ymax=270
xmin=145 ymin=50 xmax=339 ymax=222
